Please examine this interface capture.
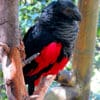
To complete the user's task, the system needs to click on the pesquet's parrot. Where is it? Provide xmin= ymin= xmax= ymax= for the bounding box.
xmin=23 ymin=0 xmax=81 ymax=98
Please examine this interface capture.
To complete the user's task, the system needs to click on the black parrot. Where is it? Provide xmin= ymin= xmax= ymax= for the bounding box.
xmin=23 ymin=0 xmax=81 ymax=95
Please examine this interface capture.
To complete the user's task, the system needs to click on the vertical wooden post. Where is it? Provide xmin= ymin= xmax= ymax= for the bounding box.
xmin=0 ymin=0 xmax=28 ymax=99
xmin=72 ymin=0 xmax=100 ymax=99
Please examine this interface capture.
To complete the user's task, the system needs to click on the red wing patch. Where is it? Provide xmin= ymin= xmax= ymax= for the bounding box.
xmin=27 ymin=42 xmax=62 ymax=76
xmin=26 ymin=42 xmax=69 ymax=86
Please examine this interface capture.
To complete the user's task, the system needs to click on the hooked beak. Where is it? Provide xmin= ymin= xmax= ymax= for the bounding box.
xmin=73 ymin=8 xmax=82 ymax=21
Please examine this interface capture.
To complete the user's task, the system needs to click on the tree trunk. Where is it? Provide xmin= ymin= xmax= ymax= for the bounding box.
xmin=0 ymin=0 xmax=28 ymax=99
xmin=72 ymin=0 xmax=100 ymax=99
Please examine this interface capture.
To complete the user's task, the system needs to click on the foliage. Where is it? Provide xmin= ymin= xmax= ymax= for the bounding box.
xmin=19 ymin=0 xmax=54 ymax=37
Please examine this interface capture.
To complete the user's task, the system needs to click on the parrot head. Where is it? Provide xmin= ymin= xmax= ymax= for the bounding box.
xmin=40 ymin=0 xmax=81 ymax=22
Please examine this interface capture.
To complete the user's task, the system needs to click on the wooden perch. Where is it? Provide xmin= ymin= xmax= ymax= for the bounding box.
xmin=32 ymin=75 xmax=56 ymax=100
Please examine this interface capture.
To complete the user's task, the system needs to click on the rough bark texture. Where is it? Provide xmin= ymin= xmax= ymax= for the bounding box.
xmin=0 ymin=0 xmax=19 ymax=46
xmin=72 ymin=0 xmax=100 ymax=99
xmin=0 ymin=0 xmax=28 ymax=99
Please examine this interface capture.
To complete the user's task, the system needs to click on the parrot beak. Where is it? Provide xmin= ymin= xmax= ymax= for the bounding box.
xmin=73 ymin=8 xmax=82 ymax=21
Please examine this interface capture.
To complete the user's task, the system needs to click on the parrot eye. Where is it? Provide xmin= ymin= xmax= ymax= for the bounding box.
xmin=57 ymin=0 xmax=81 ymax=21
xmin=66 ymin=8 xmax=73 ymax=13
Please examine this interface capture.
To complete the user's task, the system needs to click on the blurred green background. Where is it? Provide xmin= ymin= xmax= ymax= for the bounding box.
xmin=0 ymin=0 xmax=100 ymax=100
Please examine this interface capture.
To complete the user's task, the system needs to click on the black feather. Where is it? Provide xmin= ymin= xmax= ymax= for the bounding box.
xmin=23 ymin=0 xmax=81 ymax=95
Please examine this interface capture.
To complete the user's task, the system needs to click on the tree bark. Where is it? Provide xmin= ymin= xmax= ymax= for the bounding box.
xmin=0 ymin=0 xmax=28 ymax=99
xmin=72 ymin=0 xmax=100 ymax=99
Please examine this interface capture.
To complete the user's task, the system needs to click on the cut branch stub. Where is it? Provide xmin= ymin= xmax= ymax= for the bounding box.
xmin=22 ymin=53 xmax=40 ymax=67
xmin=55 ymin=70 xmax=76 ymax=87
